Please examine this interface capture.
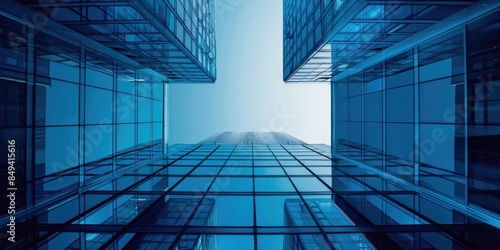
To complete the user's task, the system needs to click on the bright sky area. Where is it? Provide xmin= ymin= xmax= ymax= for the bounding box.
xmin=168 ymin=0 xmax=331 ymax=145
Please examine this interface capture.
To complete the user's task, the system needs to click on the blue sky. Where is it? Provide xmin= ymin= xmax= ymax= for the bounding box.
xmin=168 ymin=0 xmax=331 ymax=145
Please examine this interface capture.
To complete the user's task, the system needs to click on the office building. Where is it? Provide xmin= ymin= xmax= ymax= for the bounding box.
xmin=0 ymin=0 xmax=215 ymax=248
xmin=282 ymin=0 xmax=500 ymax=249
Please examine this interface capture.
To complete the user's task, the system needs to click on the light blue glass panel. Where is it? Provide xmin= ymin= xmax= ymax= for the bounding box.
xmin=116 ymin=93 xmax=135 ymax=123
xmin=220 ymin=166 xmax=252 ymax=176
xmin=256 ymin=195 xmax=300 ymax=226
xmin=215 ymin=235 xmax=254 ymax=250
xmin=254 ymin=167 xmax=285 ymax=175
xmin=38 ymin=126 xmax=79 ymax=175
xmin=138 ymin=123 xmax=151 ymax=144
xmin=38 ymin=80 xmax=78 ymax=125
xmin=86 ymin=68 xmax=113 ymax=89
xmin=206 ymin=196 xmax=253 ymax=226
xmin=255 ymin=177 xmax=295 ymax=192
xmin=153 ymin=83 xmax=164 ymax=100
xmin=117 ymin=70 xmax=135 ymax=94
xmin=117 ymin=124 xmax=135 ymax=152
xmin=290 ymin=177 xmax=330 ymax=192
xmin=364 ymin=92 xmax=382 ymax=122
xmin=168 ymin=167 xmax=193 ymax=175
xmin=173 ymin=177 xmax=214 ymax=192
xmin=200 ymin=159 xmax=226 ymax=166
xmin=137 ymin=83 xmax=153 ymax=98
xmin=258 ymin=235 xmax=284 ymax=250
xmin=49 ymin=60 xmax=79 ymax=83
xmin=153 ymin=122 xmax=162 ymax=140
xmin=209 ymin=177 xmax=252 ymax=192
xmin=191 ymin=166 xmax=220 ymax=175
xmin=84 ymin=125 xmax=113 ymax=163
xmin=153 ymin=100 xmax=163 ymax=122
xmin=138 ymin=97 xmax=151 ymax=122
xmin=85 ymin=86 xmax=112 ymax=124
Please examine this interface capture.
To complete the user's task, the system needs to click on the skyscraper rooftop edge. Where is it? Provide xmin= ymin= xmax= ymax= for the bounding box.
xmin=1 ymin=0 xmax=217 ymax=82
xmin=199 ymin=131 xmax=306 ymax=145
xmin=283 ymin=0 xmax=496 ymax=83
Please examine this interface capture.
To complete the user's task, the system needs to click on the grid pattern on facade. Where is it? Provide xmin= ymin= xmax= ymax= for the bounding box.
xmin=8 ymin=0 xmax=216 ymax=82
xmin=333 ymin=9 xmax=500 ymax=216
xmin=283 ymin=0 xmax=477 ymax=82
xmin=0 ymin=10 xmax=166 ymax=235
xmin=5 ymin=144 xmax=498 ymax=249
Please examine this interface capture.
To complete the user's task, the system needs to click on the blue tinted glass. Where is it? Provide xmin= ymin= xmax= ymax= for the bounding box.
xmin=37 ymin=80 xmax=79 ymax=125
xmin=386 ymin=85 xmax=413 ymax=122
xmin=117 ymin=69 xmax=136 ymax=94
xmin=215 ymin=235 xmax=254 ymax=250
xmin=258 ymin=235 xmax=285 ymax=250
xmin=419 ymin=124 xmax=457 ymax=171
xmin=255 ymin=167 xmax=285 ymax=175
xmin=386 ymin=123 xmax=414 ymax=161
xmin=138 ymin=97 xmax=151 ymax=122
xmin=37 ymin=126 xmax=79 ymax=175
xmin=420 ymin=77 xmax=463 ymax=123
xmin=116 ymin=93 xmax=136 ymax=123
xmin=420 ymin=58 xmax=453 ymax=82
xmin=138 ymin=123 xmax=151 ymax=144
xmin=153 ymin=122 xmax=162 ymax=140
xmin=220 ymin=166 xmax=252 ymax=176
xmin=210 ymin=177 xmax=252 ymax=192
xmin=86 ymin=68 xmax=113 ymax=89
xmin=348 ymin=96 xmax=362 ymax=121
xmin=48 ymin=60 xmax=79 ymax=83
xmin=255 ymin=177 xmax=295 ymax=192
xmin=84 ymin=125 xmax=113 ymax=163
xmin=365 ymin=122 xmax=382 ymax=151
xmin=386 ymin=69 xmax=413 ymax=89
xmin=256 ymin=195 xmax=300 ymax=226
xmin=290 ymin=177 xmax=330 ymax=192
xmin=153 ymin=82 xmax=164 ymax=100
xmin=364 ymin=92 xmax=382 ymax=122
xmin=173 ymin=177 xmax=214 ymax=192
xmin=85 ymin=86 xmax=112 ymax=124
xmin=153 ymin=100 xmax=163 ymax=122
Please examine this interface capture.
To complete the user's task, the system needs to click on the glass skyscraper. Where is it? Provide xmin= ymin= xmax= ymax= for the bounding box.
xmin=283 ymin=0 xmax=500 ymax=249
xmin=1 ymin=0 xmax=500 ymax=249
xmin=0 ymin=0 xmax=215 ymax=248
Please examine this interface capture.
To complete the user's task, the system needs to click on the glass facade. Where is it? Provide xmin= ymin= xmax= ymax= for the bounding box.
xmin=5 ymin=0 xmax=216 ymax=82
xmin=333 ymin=7 xmax=500 ymax=215
xmin=2 ymin=142 xmax=499 ymax=249
xmin=0 ymin=0 xmax=214 ymax=248
xmin=283 ymin=0 xmax=478 ymax=82
xmin=283 ymin=0 xmax=500 ymax=249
